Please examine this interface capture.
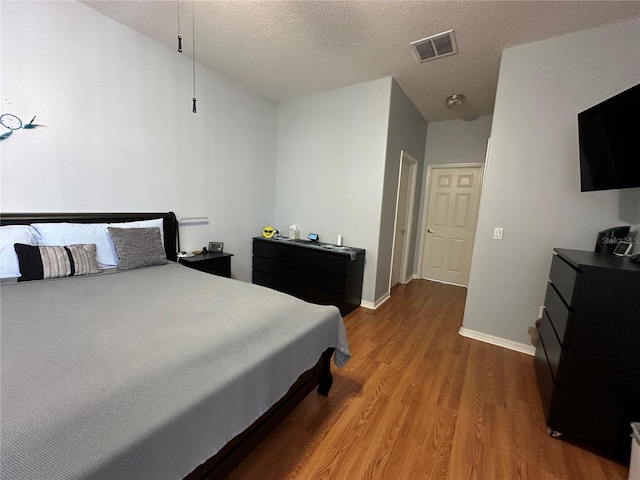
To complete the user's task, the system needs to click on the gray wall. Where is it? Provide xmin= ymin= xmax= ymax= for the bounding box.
xmin=463 ymin=18 xmax=640 ymax=346
xmin=414 ymin=115 xmax=492 ymax=275
xmin=275 ymin=78 xmax=392 ymax=304
xmin=0 ymin=1 xmax=278 ymax=282
xmin=376 ymin=79 xmax=428 ymax=300
xmin=423 ymin=116 xmax=493 ymax=165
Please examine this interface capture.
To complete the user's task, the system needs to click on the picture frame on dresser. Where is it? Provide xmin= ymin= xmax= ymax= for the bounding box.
xmin=208 ymin=241 xmax=224 ymax=252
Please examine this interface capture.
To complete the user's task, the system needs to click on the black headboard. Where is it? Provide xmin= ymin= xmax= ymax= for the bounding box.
xmin=0 ymin=212 xmax=179 ymax=262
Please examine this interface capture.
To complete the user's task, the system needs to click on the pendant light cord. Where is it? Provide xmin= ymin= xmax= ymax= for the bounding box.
xmin=176 ymin=0 xmax=182 ymax=52
xmin=192 ymin=0 xmax=197 ymax=113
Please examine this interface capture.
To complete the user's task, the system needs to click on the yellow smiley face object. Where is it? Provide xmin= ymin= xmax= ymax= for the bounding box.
xmin=262 ymin=226 xmax=276 ymax=238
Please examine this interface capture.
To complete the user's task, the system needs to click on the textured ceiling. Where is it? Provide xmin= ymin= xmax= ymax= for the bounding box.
xmin=82 ymin=1 xmax=640 ymax=122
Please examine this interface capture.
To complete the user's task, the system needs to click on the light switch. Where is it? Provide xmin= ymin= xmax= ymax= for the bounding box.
xmin=493 ymin=227 xmax=504 ymax=240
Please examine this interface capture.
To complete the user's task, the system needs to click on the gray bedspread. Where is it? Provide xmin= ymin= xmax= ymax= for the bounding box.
xmin=0 ymin=263 xmax=350 ymax=479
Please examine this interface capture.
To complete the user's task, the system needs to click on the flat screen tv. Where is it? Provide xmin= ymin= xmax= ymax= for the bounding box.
xmin=578 ymin=83 xmax=640 ymax=192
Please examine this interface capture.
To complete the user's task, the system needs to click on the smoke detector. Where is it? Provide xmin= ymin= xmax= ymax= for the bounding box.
xmin=445 ymin=94 xmax=465 ymax=109
xmin=410 ymin=30 xmax=458 ymax=63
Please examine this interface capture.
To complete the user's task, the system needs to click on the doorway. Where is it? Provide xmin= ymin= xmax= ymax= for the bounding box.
xmin=390 ymin=151 xmax=418 ymax=289
xmin=419 ymin=164 xmax=484 ymax=287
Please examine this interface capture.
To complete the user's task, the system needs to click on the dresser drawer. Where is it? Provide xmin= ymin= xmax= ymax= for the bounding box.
xmin=294 ymin=248 xmax=348 ymax=275
xmin=253 ymin=270 xmax=346 ymax=311
xmin=539 ymin=310 xmax=563 ymax=383
xmin=253 ymin=241 xmax=293 ymax=263
xmin=543 ymin=283 xmax=574 ymax=347
xmin=534 ymin=339 xmax=556 ymax=419
xmin=549 ymin=254 xmax=580 ymax=306
xmin=297 ymin=265 xmax=347 ymax=294
xmin=253 ymin=270 xmax=300 ymax=298
xmin=253 ymin=255 xmax=296 ymax=280
xmin=254 ymin=256 xmax=347 ymax=294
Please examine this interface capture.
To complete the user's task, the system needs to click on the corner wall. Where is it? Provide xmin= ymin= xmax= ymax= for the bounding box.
xmin=376 ymin=79 xmax=427 ymax=300
xmin=423 ymin=116 xmax=493 ymax=166
xmin=463 ymin=18 xmax=640 ymax=347
xmin=416 ymin=115 xmax=492 ymax=274
xmin=275 ymin=78 xmax=392 ymax=305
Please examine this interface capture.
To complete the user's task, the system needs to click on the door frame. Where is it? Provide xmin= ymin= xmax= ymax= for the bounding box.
xmin=389 ymin=151 xmax=418 ymax=291
xmin=417 ymin=162 xmax=485 ymax=284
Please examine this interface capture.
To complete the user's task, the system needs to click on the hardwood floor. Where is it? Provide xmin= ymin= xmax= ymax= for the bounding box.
xmin=227 ymin=280 xmax=630 ymax=480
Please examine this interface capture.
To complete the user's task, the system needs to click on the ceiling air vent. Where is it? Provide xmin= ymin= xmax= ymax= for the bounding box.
xmin=411 ymin=30 xmax=458 ymax=63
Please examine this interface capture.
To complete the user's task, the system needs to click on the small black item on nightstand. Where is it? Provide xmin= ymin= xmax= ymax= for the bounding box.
xmin=179 ymin=251 xmax=233 ymax=278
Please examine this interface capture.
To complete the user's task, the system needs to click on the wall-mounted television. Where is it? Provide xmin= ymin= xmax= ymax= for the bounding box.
xmin=578 ymin=83 xmax=640 ymax=192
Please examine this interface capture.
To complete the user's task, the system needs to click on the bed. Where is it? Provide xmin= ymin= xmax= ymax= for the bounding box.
xmin=0 ymin=212 xmax=350 ymax=479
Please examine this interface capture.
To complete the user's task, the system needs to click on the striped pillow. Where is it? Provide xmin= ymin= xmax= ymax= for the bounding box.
xmin=14 ymin=243 xmax=101 ymax=282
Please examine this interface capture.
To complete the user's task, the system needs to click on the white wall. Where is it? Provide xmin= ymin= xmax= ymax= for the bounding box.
xmin=275 ymin=78 xmax=392 ymax=304
xmin=0 ymin=1 xmax=277 ymax=282
xmin=463 ymin=19 xmax=640 ymax=346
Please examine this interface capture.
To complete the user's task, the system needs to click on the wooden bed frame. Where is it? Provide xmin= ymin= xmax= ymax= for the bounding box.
xmin=0 ymin=212 xmax=335 ymax=479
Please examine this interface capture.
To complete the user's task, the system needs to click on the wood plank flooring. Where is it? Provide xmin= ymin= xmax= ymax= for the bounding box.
xmin=227 ymin=279 xmax=629 ymax=480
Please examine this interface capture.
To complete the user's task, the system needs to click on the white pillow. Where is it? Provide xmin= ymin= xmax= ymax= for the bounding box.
xmin=0 ymin=225 xmax=40 ymax=278
xmin=33 ymin=219 xmax=166 ymax=269
xmin=33 ymin=223 xmax=118 ymax=268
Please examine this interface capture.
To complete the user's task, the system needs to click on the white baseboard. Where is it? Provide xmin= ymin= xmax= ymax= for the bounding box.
xmin=360 ymin=292 xmax=390 ymax=310
xmin=363 ymin=275 xmax=419 ymax=310
xmin=400 ymin=274 xmax=416 ymax=284
xmin=425 ymin=278 xmax=466 ymax=288
xmin=458 ymin=327 xmax=536 ymax=356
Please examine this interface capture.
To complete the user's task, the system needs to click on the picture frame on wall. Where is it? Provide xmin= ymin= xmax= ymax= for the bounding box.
xmin=208 ymin=242 xmax=224 ymax=253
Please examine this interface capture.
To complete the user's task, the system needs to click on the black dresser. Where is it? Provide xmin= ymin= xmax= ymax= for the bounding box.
xmin=252 ymin=237 xmax=365 ymax=316
xmin=534 ymin=248 xmax=640 ymax=463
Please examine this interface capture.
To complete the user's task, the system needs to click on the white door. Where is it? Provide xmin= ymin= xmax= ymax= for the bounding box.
xmin=391 ymin=153 xmax=417 ymax=288
xmin=421 ymin=166 xmax=483 ymax=286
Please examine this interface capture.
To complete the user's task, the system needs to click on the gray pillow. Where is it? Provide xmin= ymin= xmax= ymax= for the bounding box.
xmin=107 ymin=227 xmax=168 ymax=270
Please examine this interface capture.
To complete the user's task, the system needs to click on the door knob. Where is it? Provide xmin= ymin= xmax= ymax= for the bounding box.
xmin=427 ymin=228 xmax=434 ymax=233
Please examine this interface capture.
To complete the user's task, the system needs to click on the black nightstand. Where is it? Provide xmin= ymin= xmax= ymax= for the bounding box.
xmin=179 ymin=252 xmax=233 ymax=278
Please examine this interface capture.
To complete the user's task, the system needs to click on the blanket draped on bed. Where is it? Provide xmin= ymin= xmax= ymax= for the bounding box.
xmin=0 ymin=263 xmax=350 ymax=479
